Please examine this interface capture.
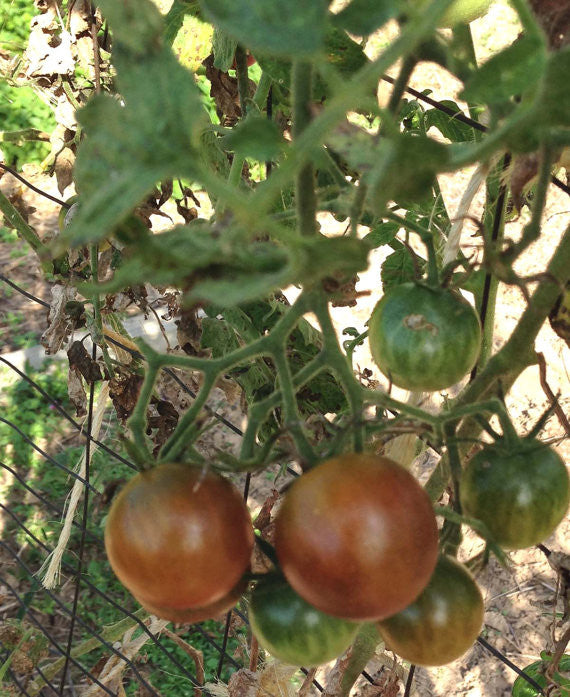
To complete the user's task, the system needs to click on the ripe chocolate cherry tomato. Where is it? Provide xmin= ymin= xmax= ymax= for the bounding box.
xmin=460 ymin=438 xmax=569 ymax=549
xmin=104 ymin=463 xmax=254 ymax=611
xmin=135 ymin=579 xmax=246 ymax=624
xmin=249 ymin=574 xmax=361 ymax=667
xmin=274 ymin=454 xmax=439 ymax=621
xmin=377 ymin=555 xmax=484 ymax=666
xmin=368 ymin=283 xmax=481 ymax=392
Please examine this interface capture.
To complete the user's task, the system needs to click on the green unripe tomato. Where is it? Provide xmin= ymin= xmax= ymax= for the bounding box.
xmin=248 ymin=575 xmax=361 ymax=667
xmin=460 ymin=438 xmax=569 ymax=550
xmin=440 ymin=0 xmax=493 ymax=27
xmin=416 ymin=0 xmax=493 ymax=27
xmin=377 ymin=556 xmax=484 ymax=666
xmin=58 ymin=194 xmax=80 ymax=231
xmin=368 ymin=283 xmax=481 ymax=392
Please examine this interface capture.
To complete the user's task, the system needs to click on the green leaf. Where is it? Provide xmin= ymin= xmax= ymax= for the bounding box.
xmin=212 ymin=26 xmax=237 ymax=71
xmin=380 ymin=248 xmax=424 ymax=292
xmin=198 ymin=0 xmax=327 ymax=56
xmin=257 ymin=27 xmax=368 ymax=101
xmin=322 ymin=26 xmax=369 ymax=79
xmin=363 ymin=222 xmax=400 ymax=249
xmin=461 ymin=36 xmax=546 ymax=106
xmin=164 ymin=0 xmax=203 ymax=44
xmin=511 ymin=653 xmax=570 ymax=697
xmin=539 ymin=46 xmax=570 ymax=128
xmin=425 ymin=101 xmax=476 ymax=142
xmin=58 ymin=0 xmax=207 ymax=249
xmin=371 ymin=135 xmax=449 ymax=209
xmin=332 ymin=0 xmax=397 ymax=36
xmin=94 ymin=0 xmax=164 ymax=56
xmin=201 ymin=317 xmax=270 ymax=401
xmin=222 ymin=116 xmax=285 ymax=161
xmin=328 ymin=128 xmax=449 ymax=211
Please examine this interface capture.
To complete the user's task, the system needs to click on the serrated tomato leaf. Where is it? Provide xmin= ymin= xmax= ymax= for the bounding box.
xmin=332 ymin=0 xmax=397 ymax=36
xmin=198 ymin=0 xmax=327 ymax=56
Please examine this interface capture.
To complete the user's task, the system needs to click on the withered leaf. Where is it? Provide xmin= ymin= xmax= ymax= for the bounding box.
xmin=147 ymin=399 xmax=179 ymax=456
xmin=41 ymin=285 xmax=77 ymax=354
xmin=67 ymin=340 xmax=103 ymax=383
xmin=109 ymin=370 xmax=143 ymax=422
xmin=54 ymin=147 xmax=76 ymax=195
xmin=254 ymin=489 xmax=279 ymax=533
xmin=67 ymin=367 xmax=87 ymax=417
xmin=228 ymin=669 xmax=259 ymax=697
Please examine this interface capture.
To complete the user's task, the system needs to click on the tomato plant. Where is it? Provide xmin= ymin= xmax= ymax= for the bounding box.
xmin=104 ymin=463 xmax=254 ymax=613
xmin=377 ymin=555 xmax=484 ymax=666
xmin=248 ymin=574 xmax=361 ymax=667
xmin=368 ymin=283 xmax=481 ymax=392
xmin=274 ymin=454 xmax=439 ymax=621
xmin=5 ymin=0 xmax=570 ymax=692
xmin=460 ymin=438 xmax=569 ymax=549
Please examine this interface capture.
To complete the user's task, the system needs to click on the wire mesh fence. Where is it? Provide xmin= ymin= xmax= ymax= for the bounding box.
xmin=0 ymin=270 xmax=557 ymax=697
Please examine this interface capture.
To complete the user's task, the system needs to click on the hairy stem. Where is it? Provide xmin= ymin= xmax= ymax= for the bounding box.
xmin=292 ymin=60 xmax=317 ymax=237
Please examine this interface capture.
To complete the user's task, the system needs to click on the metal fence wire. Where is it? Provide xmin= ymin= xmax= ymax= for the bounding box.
xmin=0 ymin=273 xmax=552 ymax=697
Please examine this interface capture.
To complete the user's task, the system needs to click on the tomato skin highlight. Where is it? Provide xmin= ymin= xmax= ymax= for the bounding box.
xmin=460 ymin=439 xmax=569 ymax=549
xmin=249 ymin=575 xmax=361 ymax=667
xmin=377 ymin=555 xmax=484 ymax=666
xmin=104 ymin=463 xmax=254 ymax=610
xmin=274 ymin=454 xmax=439 ymax=621
xmin=368 ymin=283 xmax=481 ymax=392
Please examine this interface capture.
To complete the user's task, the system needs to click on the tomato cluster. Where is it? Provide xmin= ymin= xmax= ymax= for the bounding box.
xmin=105 ymin=439 xmax=567 ymax=669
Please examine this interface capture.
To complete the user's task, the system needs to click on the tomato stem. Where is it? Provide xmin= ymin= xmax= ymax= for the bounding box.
xmin=292 ymin=60 xmax=318 ymax=238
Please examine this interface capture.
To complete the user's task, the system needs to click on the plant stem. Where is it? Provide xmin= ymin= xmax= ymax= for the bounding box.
xmin=426 ymin=226 xmax=570 ymax=499
xmin=252 ymin=0 xmax=457 ymax=218
xmin=313 ymin=294 xmax=364 ymax=452
xmin=292 ymin=60 xmax=317 ymax=237
xmin=272 ymin=348 xmax=317 ymax=467
xmin=0 ymin=191 xmax=52 ymax=273
xmin=475 ymin=154 xmax=510 ymax=372
xmin=89 ymin=244 xmax=114 ymax=377
xmin=234 ymin=45 xmax=250 ymax=118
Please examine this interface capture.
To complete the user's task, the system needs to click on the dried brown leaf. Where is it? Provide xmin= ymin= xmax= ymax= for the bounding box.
xmin=68 ymin=367 xmax=87 ymax=417
xmin=67 ymin=340 xmax=103 ymax=383
xmin=41 ymin=284 xmax=77 ymax=354
xmin=109 ymin=370 xmax=144 ymax=422
xmin=55 ymin=146 xmax=75 ymax=194
xmin=254 ymin=490 xmax=279 ymax=533
xmin=228 ymin=669 xmax=259 ymax=697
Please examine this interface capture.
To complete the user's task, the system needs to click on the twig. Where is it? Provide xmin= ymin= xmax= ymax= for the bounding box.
xmin=161 ymin=628 xmax=204 ymax=697
xmin=90 ymin=2 xmax=101 ymax=93
xmin=536 ymin=352 xmax=570 ymax=438
xmin=248 ymin=634 xmax=259 ymax=673
xmin=298 ymin=668 xmax=318 ymax=697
